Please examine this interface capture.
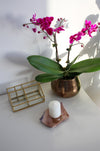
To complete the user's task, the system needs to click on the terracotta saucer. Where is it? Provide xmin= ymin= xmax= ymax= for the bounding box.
xmin=40 ymin=102 xmax=69 ymax=128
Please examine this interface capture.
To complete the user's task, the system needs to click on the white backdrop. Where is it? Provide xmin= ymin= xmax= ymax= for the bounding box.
xmin=0 ymin=0 xmax=100 ymax=104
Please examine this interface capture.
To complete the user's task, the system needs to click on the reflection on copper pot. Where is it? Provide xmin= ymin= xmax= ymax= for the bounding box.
xmin=51 ymin=76 xmax=80 ymax=98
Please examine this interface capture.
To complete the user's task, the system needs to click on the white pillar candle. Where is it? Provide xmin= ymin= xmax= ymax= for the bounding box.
xmin=49 ymin=100 xmax=61 ymax=118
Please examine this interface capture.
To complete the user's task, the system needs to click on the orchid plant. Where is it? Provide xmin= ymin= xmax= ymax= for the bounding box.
xmin=23 ymin=14 xmax=100 ymax=82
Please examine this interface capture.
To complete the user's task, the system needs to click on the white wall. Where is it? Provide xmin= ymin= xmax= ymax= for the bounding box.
xmin=0 ymin=0 xmax=49 ymax=94
xmin=0 ymin=0 xmax=100 ymax=103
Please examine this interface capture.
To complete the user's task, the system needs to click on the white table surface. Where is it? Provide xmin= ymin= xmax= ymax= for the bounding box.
xmin=0 ymin=82 xmax=100 ymax=151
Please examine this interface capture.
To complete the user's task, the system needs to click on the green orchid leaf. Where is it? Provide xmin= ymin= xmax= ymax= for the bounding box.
xmin=27 ymin=55 xmax=64 ymax=75
xmin=35 ymin=73 xmax=63 ymax=82
xmin=70 ymin=58 xmax=100 ymax=73
xmin=66 ymin=55 xmax=79 ymax=70
xmin=70 ymin=55 xmax=80 ymax=66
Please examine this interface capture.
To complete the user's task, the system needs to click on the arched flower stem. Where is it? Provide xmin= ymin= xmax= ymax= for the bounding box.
xmin=66 ymin=42 xmax=84 ymax=64
xmin=53 ymin=33 xmax=60 ymax=63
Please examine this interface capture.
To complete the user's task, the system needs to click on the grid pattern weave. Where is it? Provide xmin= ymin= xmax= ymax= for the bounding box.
xmin=7 ymin=80 xmax=45 ymax=112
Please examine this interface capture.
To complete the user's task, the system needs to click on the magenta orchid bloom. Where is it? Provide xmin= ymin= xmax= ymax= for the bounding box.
xmin=54 ymin=26 xmax=64 ymax=33
xmin=69 ymin=20 xmax=98 ymax=44
xmin=29 ymin=14 xmax=65 ymax=36
xmin=23 ymin=14 xmax=67 ymax=62
xmin=23 ymin=14 xmax=100 ymax=63
xmin=23 ymin=14 xmax=66 ymax=37
xmin=23 ymin=14 xmax=100 ymax=84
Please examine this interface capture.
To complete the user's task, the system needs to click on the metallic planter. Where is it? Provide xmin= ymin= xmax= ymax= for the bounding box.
xmin=51 ymin=76 xmax=80 ymax=98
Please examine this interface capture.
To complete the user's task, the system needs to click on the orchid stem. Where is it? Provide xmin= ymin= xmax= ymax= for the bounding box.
xmin=53 ymin=33 xmax=60 ymax=63
xmin=67 ymin=50 xmax=70 ymax=63
xmin=43 ymin=31 xmax=54 ymax=42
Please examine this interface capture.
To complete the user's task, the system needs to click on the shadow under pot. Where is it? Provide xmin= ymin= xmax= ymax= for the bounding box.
xmin=51 ymin=76 xmax=80 ymax=98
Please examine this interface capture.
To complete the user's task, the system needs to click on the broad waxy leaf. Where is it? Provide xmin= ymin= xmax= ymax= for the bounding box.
xmin=27 ymin=55 xmax=64 ymax=75
xmin=70 ymin=58 xmax=100 ymax=73
xmin=66 ymin=55 xmax=79 ymax=70
xmin=35 ymin=73 xmax=63 ymax=82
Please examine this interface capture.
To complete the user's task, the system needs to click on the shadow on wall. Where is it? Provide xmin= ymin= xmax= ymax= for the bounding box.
xmin=4 ymin=51 xmax=37 ymax=76
xmin=1 ymin=0 xmax=53 ymax=79
xmin=79 ymin=0 xmax=100 ymax=104
xmin=4 ymin=47 xmax=52 ymax=77
xmin=0 ymin=0 xmax=57 ymax=94
xmin=1 ymin=14 xmax=54 ymax=77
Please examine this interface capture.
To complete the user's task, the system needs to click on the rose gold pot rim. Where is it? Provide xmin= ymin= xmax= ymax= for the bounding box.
xmin=55 ymin=77 xmax=79 ymax=81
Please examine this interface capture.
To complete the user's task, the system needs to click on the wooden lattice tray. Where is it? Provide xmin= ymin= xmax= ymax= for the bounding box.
xmin=7 ymin=80 xmax=45 ymax=112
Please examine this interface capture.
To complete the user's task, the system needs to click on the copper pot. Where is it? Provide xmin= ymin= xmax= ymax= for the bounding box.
xmin=51 ymin=76 xmax=80 ymax=98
